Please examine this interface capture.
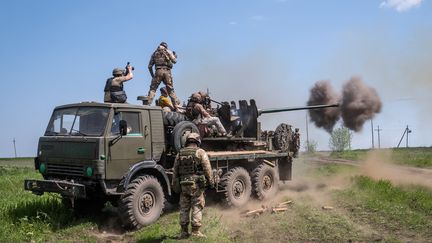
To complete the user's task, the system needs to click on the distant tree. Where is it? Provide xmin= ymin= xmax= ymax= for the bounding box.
xmin=329 ymin=126 xmax=352 ymax=152
xmin=305 ymin=140 xmax=318 ymax=153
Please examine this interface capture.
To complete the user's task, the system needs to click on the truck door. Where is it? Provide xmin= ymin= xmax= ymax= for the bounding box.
xmin=106 ymin=109 xmax=152 ymax=179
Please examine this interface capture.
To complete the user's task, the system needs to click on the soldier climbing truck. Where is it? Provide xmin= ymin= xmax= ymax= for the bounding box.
xmin=24 ymin=98 xmax=338 ymax=229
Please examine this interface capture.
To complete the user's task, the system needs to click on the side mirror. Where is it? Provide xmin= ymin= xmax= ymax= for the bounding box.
xmin=119 ymin=120 xmax=128 ymax=136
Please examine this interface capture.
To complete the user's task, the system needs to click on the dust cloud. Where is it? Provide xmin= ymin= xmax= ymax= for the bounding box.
xmin=341 ymin=77 xmax=382 ymax=132
xmin=360 ymin=150 xmax=432 ymax=189
xmin=307 ymin=80 xmax=341 ymax=132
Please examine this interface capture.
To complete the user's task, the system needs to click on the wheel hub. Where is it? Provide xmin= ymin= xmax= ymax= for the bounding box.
xmin=233 ymin=180 xmax=245 ymax=198
xmin=262 ymin=175 xmax=273 ymax=191
xmin=140 ymin=192 xmax=154 ymax=214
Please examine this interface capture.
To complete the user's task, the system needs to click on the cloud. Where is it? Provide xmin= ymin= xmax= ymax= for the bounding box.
xmin=229 ymin=21 xmax=238 ymax=25
xmin=380 ymin=0 xmax=423 ymax=12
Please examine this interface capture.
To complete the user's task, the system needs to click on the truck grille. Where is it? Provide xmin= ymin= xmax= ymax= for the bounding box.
xmin=47 ymin=163 xmax=84 ymax=177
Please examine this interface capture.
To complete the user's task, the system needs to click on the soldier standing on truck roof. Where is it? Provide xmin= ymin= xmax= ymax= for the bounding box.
xmin=186 ymin=93 xmax=229 ymax=137
xmin=104 ymin=65 xmax=134 ymax=103
xmin=172 ymin=132 xmax=214 ymax=238
xmin=146 ymin=42 xmax=180 ymax=107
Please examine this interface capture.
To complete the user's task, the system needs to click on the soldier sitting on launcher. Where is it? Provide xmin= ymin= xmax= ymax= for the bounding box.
xmin=186 ymin=93 xmax=230 ymax=137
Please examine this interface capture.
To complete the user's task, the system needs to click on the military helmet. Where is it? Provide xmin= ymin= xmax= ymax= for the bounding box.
xmin=191 ymin=93 xmax=202 ymax=102
xmin=112 ymin=68 xmax=124 ymax=76
xmin=160 ymin=42 xmax=168 ymax=48
xmin=186 ymin=132 xmax=201 ymax=146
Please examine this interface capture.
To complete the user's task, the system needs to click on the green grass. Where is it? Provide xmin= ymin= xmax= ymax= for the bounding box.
xmin=0 ymin=157 xmax=34 ymax=167
xmin=391 ymin=147 xmax=432 ymax=168
xmin=313 ymin=163 xmax=358 ymax=177
xmin=134 ymin=208 xmax=232 ymax=242
xmin=0 ymin=166 xmax=100 ymax=242
xmin=329 ymin=149 xmax=368 ymax=161
xmin=330 ymin=147 xmax=432 ymax=168
xmin=336 ymin=175 xmax=432 ymax=240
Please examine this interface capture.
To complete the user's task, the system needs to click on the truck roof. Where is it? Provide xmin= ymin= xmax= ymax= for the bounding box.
xmin=54 ymin=102 xmax=162 ymax=111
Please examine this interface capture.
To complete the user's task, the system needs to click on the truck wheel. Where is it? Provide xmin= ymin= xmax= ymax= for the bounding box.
xmin=118 ymin=175 xmax=165 ymax=229
xmin=222 ymin=167 xmax=252 ymax=207
xmin=163 ymin=111 xmax=186 ymax=126
xmin=273 ymin=123 xmax=292 ymax=151
xmin=172 ymin=121 xmax=199 ymax=152
xmin=252 ymin=164 xmax=279 ymax=200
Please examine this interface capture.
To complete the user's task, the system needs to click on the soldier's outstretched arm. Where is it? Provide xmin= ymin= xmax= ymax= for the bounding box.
xmin=124 ymin=65 xmax=134 ymax=81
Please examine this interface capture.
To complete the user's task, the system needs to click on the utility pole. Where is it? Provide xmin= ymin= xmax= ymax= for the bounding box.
xmin=305 ymin=112 xmax=309 ymax=152
xmin=13 ymin=138 xmax=17 ymax=158
xmin=397 ymin=125 xmax=412 ymax=148
xmin=371 ymin=119 xmax=375 ymax=149
xmin=374 ymin=125 xmax=382 ymax=149
xmin=406 ymin=125 xmax=412 ymax=148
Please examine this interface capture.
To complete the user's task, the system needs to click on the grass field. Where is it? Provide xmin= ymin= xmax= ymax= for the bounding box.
xmin=1 ymin=150 xmax=432 ymax=242
xmin=330 ymin=147 xmax=432 ymax=168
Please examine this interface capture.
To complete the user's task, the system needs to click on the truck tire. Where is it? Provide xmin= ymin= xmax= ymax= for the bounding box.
xmin=273 ymin=123 xmax=292 ymax=151
xmin=118 ymin=175 xmax=165 ymax=229
xmin=222 ymin=167 xmax=252 ymax=207
xmin=172 ymin=121 xmax=199 ymax=152
xmin=252 ymin=163 xmax=279 ymax=200
xmin=163 ymin=111 xmax=186 ymax=126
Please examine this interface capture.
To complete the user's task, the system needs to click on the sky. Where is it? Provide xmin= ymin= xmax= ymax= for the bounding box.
xmin=0 ymin=0 xmax=431 ymax=157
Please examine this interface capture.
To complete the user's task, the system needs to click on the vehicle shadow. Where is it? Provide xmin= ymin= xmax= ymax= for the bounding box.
xmin=8 ymin=197 xmax=126 ymax=234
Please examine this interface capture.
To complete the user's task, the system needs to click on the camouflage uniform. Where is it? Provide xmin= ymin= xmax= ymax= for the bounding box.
xmin=172 ymin=141 xmax=214 ymax=238
xmin=185 ymin=93 xmax=227 ymax=136
xmin=147 ymin=43 xmax=179 ymax=106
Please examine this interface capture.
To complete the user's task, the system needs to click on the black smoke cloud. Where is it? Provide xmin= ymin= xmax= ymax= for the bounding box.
xmin=307 ymin=80 xmax=341 ymax=132
xmin=341 ymin=77 xmax=382 ymax=132
xmin=307 ymin=78 xmax=382 ymax=132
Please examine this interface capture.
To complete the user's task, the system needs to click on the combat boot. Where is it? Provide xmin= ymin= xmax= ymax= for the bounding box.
xmin=180 ymin=225 xmax=189 ymax=239
xmin=191 ymin=226 xmax=206 ymax=238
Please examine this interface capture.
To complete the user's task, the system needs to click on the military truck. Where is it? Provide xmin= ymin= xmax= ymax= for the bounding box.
xmin=24 ymin=99 xmax=338 ymax=229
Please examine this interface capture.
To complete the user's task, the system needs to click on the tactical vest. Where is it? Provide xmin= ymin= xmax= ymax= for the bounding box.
xmin=178 ymin=147 xmax=202 ymax=181
xmin=109 ymin=77 xmax=126 ymax=103
xmin=153 ymin=50 xmax=171 ymax=68
xmin=104 ymin=78 xmax=113 ymax=92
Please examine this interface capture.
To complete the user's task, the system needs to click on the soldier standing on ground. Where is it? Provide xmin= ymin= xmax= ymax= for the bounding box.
xmin=147 ymin=42 xmax=180 ymax=106
xmin=172 ymin=133 xmax=214 ymax=238
xmin=104 ymin=65 xmax=133 ymax=103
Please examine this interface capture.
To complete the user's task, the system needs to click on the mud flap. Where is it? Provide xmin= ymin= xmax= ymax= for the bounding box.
xmin=278 ymin=157 xmax=292 ymax=181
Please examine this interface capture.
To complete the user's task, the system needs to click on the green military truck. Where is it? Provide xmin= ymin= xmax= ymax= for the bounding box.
xmin=24 ymin=99 xmax=337 ymax=229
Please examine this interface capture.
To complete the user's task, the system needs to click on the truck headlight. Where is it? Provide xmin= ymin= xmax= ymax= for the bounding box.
xmin=86 ymin=166 xmax=93 ymax=177
xmin=39 ymin=163 xmax=46 ymax=174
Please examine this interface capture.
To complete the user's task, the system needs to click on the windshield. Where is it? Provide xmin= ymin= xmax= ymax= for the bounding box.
xmin=45 ymin=107 xmax=110 ymax=136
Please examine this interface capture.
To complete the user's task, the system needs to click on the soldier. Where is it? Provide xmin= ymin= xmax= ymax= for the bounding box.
xmin=292 ymin=128 xmax=300 ymax=157
xmin=186 ymin=93 xmax=229 ymax=136
xmin=172 ymin=133 xmax=214 ymax=238
xmin=147 ymin=42 xmax=179 ymax=106
xmin=104 ymin=65 xmax=133 ymax=103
